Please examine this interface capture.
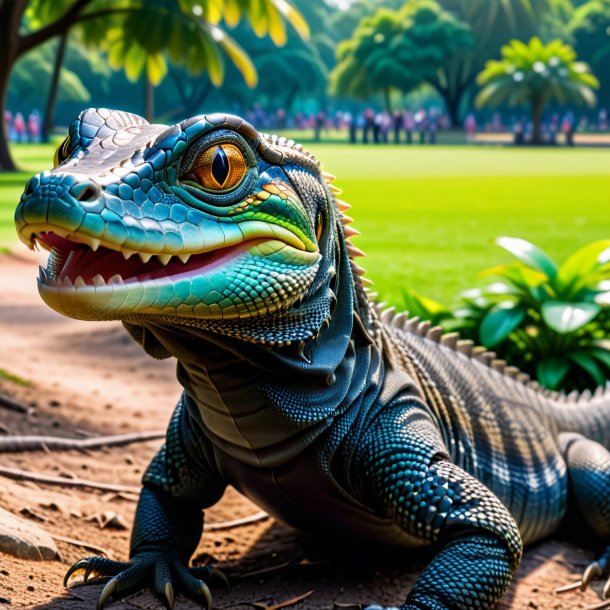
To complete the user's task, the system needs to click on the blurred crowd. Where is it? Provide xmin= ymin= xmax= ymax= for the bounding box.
xmin=4 ymin=105 xmax=609 ymax=146
xmin=473 ymin=108 xmax=609 ymax=146
xmin=246 ymin=106 xmax=450 ymax=144
xmin=244 ymin=105 xmax=610 ymax=146
xmin=4 ymin=109 xmax=41 ymax=143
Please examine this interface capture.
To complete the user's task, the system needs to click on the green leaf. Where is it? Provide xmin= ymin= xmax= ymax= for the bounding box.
xmin=537 ymin=357 xmax=570 ymax=390
xmin=541 ymin=301 xmax=601 ymax=334
xmin=402 ymin=289 xmax=449 ymax=322
xmin=496 ymin=237 xmax=558 ymax=280
xmin=568 ymin=352 xmax=607 ymax=386
xmin=555 ymin=240 xmax=610 ymax=298
xmin=479 ymin=302 xmax=526 ymax=347
xmin=591 ymin=347 xmax=610 ymax=371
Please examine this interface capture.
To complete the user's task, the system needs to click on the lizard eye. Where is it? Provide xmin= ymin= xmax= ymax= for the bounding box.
xmin=182 ymin=143 xmax=248 ymax=192
xmin=53 ymin=136 xmax=71 ymax=167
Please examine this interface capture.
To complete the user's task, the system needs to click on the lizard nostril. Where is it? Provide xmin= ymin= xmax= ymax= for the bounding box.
xmin=70 ymin=181 xmax=101 ymax=203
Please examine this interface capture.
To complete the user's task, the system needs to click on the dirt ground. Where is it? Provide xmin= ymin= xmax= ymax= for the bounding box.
xmin=0 ymin=250 xmax=608 ymax=610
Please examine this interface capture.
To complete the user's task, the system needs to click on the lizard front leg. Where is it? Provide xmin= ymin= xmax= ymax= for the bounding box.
xmin=354 ymin=404 xmax=523 ymax=610
xmin=65 ymin=395 xmax=228 ymax=608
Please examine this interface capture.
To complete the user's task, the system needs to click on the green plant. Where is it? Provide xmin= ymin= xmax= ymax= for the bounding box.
xmin=451 ymin=237 xmax=610 ymax=391
xmin=476 ymin=37 xmax=599 ymax=144
xmin=401 ymin=289 xmax=453 ymax=326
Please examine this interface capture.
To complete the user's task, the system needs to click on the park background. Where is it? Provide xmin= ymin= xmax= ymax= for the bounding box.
xmin=1 ymin=0 xmax=610 ymax=391
xmin=0 ymin=1 xmax=609 ymax=609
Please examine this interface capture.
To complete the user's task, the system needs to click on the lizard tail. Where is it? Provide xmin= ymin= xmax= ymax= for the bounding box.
xmin=550 ymin=384 xmax=610 ymax=447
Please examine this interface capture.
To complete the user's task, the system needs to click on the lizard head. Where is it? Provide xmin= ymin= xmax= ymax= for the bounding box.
xmin=15 ymin=108 xmax=359 ymax=344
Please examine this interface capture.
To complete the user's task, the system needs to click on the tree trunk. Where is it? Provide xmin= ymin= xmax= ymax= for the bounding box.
xmin=0 ymin=72 xmax=16 ymax=172
xmin=42 ymin=32 xmax=68 ymax=143
xmin=531 ymin=98 xmax=544 ymax=145
xmin=0 ymin=0 xmax=26 ymax=172
xmin=145 ymin=77 xmax=154 ymax=123
xmin=429 ymin=80 xmax=462 ymax=127
xmin=383 ymin=88 xmax=392 ymax=114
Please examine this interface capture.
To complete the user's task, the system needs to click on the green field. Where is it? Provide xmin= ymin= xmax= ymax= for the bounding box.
xmin=1 ymin=141 xmax=608 ymax=306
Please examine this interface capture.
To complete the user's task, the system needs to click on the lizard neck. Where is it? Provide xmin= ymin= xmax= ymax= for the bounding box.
xmin=125 ymin=234 xmax=381 ymax=467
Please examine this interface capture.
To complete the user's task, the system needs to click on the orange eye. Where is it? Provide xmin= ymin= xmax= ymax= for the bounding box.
xmin=53 ymin=136 xmax=71 ymax=167
xmin=184 ymin=143 xmax=248 ymax=191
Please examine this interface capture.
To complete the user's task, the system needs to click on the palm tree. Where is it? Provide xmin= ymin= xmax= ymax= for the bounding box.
xmin=476 ymin=37 xmax=599 ymax=144
xmin=428 ymin=0 xmax=554 ymax=125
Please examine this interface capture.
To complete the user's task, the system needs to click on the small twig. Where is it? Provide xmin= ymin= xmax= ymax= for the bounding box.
xmin=206 ymin=511 xmax=269 ymax=531
xmin=1 ymin=467 xmax=271 ymax=534
xmin=50 ymin=533 xmax=109 ymax=556
xmin=555 ymin=581 xmax=582 ymax=594
xmin=0 ymin=465 xmax=141 ymax=493
xmin=252 ymin=590 xmax=314 ymax=610
xmin=0 ymin=430 xmax=165 ymax=453
xmin=0 ymin=393 xmax=29 ymax=413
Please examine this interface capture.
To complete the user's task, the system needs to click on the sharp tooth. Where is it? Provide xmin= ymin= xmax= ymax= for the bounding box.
xmin=108 ymin=274 xmax=123 ymax=284
xmin=138 ymin=252 xmax=153 ymax=264
xmin=92 ymin=274 xmax=106 ymax=286
xmin=89 ymin=238 xmax=100 ymax=252
xmin=122 ymin=250 xmax=135 ymax=260
xmin=74 ymin=275 xmax=86 ymax=288
xmin=62 ymin=276 xmax=73 ymax=287
xmin=178 ymin=254 xmax=191 ymax=264
xmin=157 ymin=254 xmax=172 ymax=265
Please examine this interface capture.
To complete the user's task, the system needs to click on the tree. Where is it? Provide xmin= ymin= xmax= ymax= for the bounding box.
xmin=330 ymin=1 xmax=473 ymax=112
xmin=476 ymin=37 xmax=599 ymax=144
xmin=428 ymin=0 xmax=553 ymax=125
xmin=0 ymin=0 xmax=308 ymax=172
xmin=571 ymin=0 xmax=610 ymax=107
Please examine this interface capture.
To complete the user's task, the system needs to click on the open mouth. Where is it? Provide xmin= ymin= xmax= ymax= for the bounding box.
xmin=36 ymin=231 xmax=262 ymax=288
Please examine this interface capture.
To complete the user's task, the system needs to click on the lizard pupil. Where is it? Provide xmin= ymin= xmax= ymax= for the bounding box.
xmin=211 ymin=147 xmax=230 ymax=187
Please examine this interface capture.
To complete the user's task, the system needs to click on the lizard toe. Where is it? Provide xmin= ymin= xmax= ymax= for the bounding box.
xmin=175 ymin=566 xmax=213 ymax=609
xmin=154 ymin=561 xmax=174 ymax=608
xmin=64 ymin=556 xmax=129 ymax=587
xmin=190 ymin=564 xmax=230 ymax=592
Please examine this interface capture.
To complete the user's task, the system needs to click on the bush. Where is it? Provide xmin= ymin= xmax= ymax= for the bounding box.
xmin=401 ymin=237 xmax=610 ymax=391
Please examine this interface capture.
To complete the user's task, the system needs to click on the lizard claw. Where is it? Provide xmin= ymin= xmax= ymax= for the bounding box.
xmin=97 ymin=578 xmax=118 ymax=610
xmin=64 ymin=551 xmax=223 ymax=608
xmin=175 ymin=566 xmax=213 ymax=609
xmin=582 ymin=561 xmax=605 ymax=590
xmin=64 ymin=556 xmax=128 ymax=587
xmin=163 ymin=582 xmax=175 ymax=609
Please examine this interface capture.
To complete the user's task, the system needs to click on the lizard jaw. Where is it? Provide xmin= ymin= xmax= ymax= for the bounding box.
xmin=35 ymin=231 xmax=263 ymax=289
xmin=30 ymin=227 xmax=320 ymax=322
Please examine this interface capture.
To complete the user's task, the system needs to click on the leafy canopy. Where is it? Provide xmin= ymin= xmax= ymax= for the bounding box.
xmin=476 ymin=36 xmax=599 ymax=109
xmin=23 ymin=0 xmax=309 ymax=87
xmin=330 ymin=0 xmax=474 ymax=102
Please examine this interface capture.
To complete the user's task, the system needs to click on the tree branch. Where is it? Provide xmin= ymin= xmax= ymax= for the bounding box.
xmin=17 ymin=0 xmax=95 ymax=58
xmin=0 ymin=430 xmax=165 ymax=452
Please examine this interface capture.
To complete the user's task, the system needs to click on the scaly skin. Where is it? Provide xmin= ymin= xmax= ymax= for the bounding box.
xmin=15 ymin=108 xmax=610 ymax=610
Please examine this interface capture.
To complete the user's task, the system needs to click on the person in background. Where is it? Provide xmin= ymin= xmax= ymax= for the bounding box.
xmin=465 ymin=113 xmax=477 ymax=142
xmin=404 ymin=111 xmax=415 ymax=144
xmin=13 ymin=112 xmax=26 ymax=143
xmin=28 ymin=110 xmax=40 ymax=143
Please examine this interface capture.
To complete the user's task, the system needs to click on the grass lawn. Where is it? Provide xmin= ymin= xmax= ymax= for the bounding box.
xmin=1 ymin=140 xmax=608 ymax=306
